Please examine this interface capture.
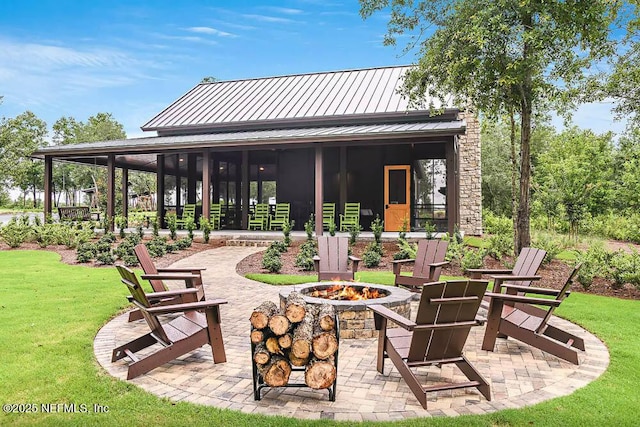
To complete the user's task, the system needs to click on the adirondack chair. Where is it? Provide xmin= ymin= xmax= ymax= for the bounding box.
xmin=248 ymin=204 xmax=269 ymax=230
xmin=210 ymin=203 xmax=222 ymax=230
xmin=393 ymin=239 xmax=450 ymax=292
xmin=322 ymin=203 xmax=336 ymax=230
xmin=269 ymin=203 xmax=290 ymax=230
xmin=339 ymin=202 xmax=360 ymax=232
xmin=482 ymin=263 xmax=585 ymax=364
xmin=313 ymin=236 xmax=361 ymax=281
xmin=370 ymin=279 xmax=491 ymax=409
xmin=465 ymin=247 xmax=547 ymax=294
xmin=175 ymin=203 xmax=196 ymax=229
xmin=113 ymin=265 xmax=227 ymax=379
xmin=129 ymin=243 xmax=207 ymax=321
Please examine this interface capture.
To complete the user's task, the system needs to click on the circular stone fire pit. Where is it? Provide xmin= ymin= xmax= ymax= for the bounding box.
xmin=279 ymin=282 xmax=413 ymax=339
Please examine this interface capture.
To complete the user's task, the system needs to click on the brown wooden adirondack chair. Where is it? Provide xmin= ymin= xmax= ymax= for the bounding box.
xmin=313 ymin=236 xmax=361 ymax=281
xmin=113 ymin=265 xmax=227 ymax=379
xmin=129 ymin=243 xmax=206 ymax=321
xmin=393 ymin=239 xmax=449 ymax=292
xmin=482 ymin=263 xmax=585 ymax=364
xmin=466 ymin=247 xmax=547 ymax=294
xmin=370 ymin=279 xmax=491 ymax=409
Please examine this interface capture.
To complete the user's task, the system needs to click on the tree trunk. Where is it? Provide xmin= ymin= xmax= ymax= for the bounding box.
xmin=316 ymin=304 xmax=336 ymax=332
xmin=312 ymin=331 xmax=339 ymax=360
xmin=257 ymin=355 xmax=291 ymax=387
xmin=250 ymin=301 xmax=278 ymax=330
xmin=305 ymin=357 xmax=336 ymax=389
xmin=510 ymin=110 xmax=519 ymax=255
xmin=250 ymin=329 xmax=265 ymax=345
xmin=265 ymin=336 xmax=282 ymax=355
xmin=291 ymin=311 xmax=314 ymax=359
xmin=278 ymin=333 xmax=293 ymax=350
xmin=289 ymin=353 xmax=309 ymax=367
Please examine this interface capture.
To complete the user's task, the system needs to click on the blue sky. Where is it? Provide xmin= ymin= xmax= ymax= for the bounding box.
xmin=0 ymin=0 xmax=626 ymax=138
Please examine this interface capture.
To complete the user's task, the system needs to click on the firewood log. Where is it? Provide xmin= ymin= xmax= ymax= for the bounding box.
xmin=265 ymin=336 xmax=283 ymax=355
xmin=250 ymin=301 xmax=278 ymax=330
xmin=253 ymin=342 xmax=270 ymax=365
xmin=268 ymin=311 xmax=291 ymax=336
xmin=305 ymin=357 xmax=336 ymax=389
xmin=289 ymin=353 xmax=309 ymax=367
xmin=278 ymin=333 xmax=293 ymax=350
xmin=257 ymin=355 xmax=291 ymax=387
xmin=291 ymin=311 xmax=314 ymax=359
xmin=284 ymin=291 xmax=307 ymax=323
xmin=312 ymin=330 xmax=339 ymax=360
xmin=250 ymin=329 xmax=265 ymax=345
xmin=316 ymin=304 xmax=336 ymax=331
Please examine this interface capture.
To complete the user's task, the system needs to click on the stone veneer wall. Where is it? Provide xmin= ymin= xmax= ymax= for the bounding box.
xmin=457 ymin=111 xmax=482 ymax=235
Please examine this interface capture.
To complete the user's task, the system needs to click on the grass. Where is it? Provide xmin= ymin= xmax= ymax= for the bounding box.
xmin=0 ymin=250 xmax=638 ymax=426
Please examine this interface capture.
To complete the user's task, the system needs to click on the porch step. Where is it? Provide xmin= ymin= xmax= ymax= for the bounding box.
xmin=225 ymin=239 xmax=274 ymax=247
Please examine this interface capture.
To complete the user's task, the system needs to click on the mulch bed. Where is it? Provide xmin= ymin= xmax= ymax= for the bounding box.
xmin=2 ymin=237 xmax=638 ymax=300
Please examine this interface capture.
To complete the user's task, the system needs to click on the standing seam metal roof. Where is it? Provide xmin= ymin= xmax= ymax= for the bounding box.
xmin=142 ymin=65 xmax=454 ymax=132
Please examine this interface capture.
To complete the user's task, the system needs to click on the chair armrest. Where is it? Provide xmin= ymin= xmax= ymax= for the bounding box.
xmin=349 ymin=255 xmax=360 ymax=273
xmin=156 ymin=267 xmax=205 ymax=273
xmin=369 ymin=304 xmax=416 ymax=331
xmin=492 ymin=275 xmax=540 ymax=292
xmin=313 ymin=256 xmax=320 ymax=272
xmin=140 ymin=273 xmax=200 ymax=281
xmin=485 ymin=292 xmax=562 ymax=307
xmin=146 ymin=298 xmax=228 ymax=315
xmin=429 ymin=261 xmax=450 ymax=268
xmin=392 ymin=258 xmax=415 ymax=265
xmin=500 ymin=284 xmax=566 ymax=296
xmin=465 ymin=268 xmax=513 ymax=278
xmin=413 ymin=320 xmax=482 ymax=331
xmin=145 ymin=289 xmax=199 ymax=299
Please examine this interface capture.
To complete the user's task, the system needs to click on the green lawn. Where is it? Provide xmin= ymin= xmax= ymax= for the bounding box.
xmin=0 ymin=250 xmax=638 ymax=426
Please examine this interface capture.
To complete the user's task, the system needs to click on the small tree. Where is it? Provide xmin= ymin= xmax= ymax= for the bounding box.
xmin=200 ymin=216 xmax=212 ymax=244
xmin=166 ymin=213 xmax=178 ymax=240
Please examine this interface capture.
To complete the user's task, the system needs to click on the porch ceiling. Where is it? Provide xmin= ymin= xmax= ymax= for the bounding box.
xmin=33 ymin=120 xmax=465 ymax=172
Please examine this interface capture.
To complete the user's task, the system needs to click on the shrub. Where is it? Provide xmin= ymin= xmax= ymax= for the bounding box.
xmin=184 ymin=216 xmax=197 ymax=240
xmin=282 ymin=220 xmax=294 ymax=246
xmin=175 ymin=237 xmax=193 ymax=250
xmin=348 ymin=224 xmax=362 ymax=245
xmin=199 ymin=216 xmax=212 ymax=243
xmin=152 ymin=216 xmax=160 ymax=237
xmin=370 ymin=215 xmax=384 ymax=246
xmin=444 ymin=233 xmax=465 ymax=265
xmin=483 ymin=210 xmax=513 ymax=235
xmin=146 ymin=237 xmax=168 ymax=258
xmin=532 ymin=233 xmax=564 ymax=265
xmin=295 ymin=240 xmax=317 ymax=271
xmin=485 ymin=233 xmax=514 ymax=260
xmin=114 ymin=240 xmax=136 ymax=260
xmin=398 ymin=216 xmax=409 ymax=240
xmin=262 ymin=250 xmax=283 ymax=273
xmin=363 ymin=243 xmax=382 ymax=268
xmin=268 ymin=240 xmax=288 ymax=254
xmin=96 ymin=251 xmax=116 ymax=265
xmin=115 ymin=215 xmax=127 ymax=238
xmin=328 ymin=221 xmax=336 ymax=237
xmin=424 ymin=220 xmax=437 ymax=239
xmin=76 ymin=242 xmax=97 ymax=263
xmin=393 ymin=239 xmax=417 ymax=260
xmin=0 ymin=219 xmax=32 ymax=248
xmin=304 ymin=214 xmax=315 ymax=241
xmin=120 ymin=254 xmax=139 ymax=267
xmin=33 ymin=223 xmax=58 ymax=248
xmin=461 ymin=247 xmax=486 ymax=271
xmin=166 ymin=213 xmax=178 ymax=240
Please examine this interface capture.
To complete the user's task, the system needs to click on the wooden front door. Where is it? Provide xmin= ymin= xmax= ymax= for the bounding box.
xmin=384 ymin=165 xmax=411 ymax=231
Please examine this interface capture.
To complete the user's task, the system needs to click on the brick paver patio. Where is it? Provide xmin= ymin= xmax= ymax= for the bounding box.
xmin=94 ymin=246 xmax=609 ymax=421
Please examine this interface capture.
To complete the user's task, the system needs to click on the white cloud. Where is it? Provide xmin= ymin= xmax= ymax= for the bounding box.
xmin=262 ymin=7 xmax=305 ymax=15
xmin=241 ymin=14 xmax=301 ymax=24
xmin=186 ymin=26 xmax=236 ymax=37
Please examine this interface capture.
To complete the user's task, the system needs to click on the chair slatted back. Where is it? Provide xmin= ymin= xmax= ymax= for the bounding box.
xmin=510 ymin=247 xmax=547 ymax=287
xmin=181 ymin=204 xmax=196 ymax=220
xmin=414 ymin=240 xmax=449 ymax=280
xmin=210 ymin=203 xmax=222 ymax=226
xmin=408 ymin=280 xmax=488 ymax=362
xmin=253 ymin=204 xmax=269 ymax=217
xmin=323 ymin=203 xmax=335 ymax=222
xmin=343 ymin=203 xmax=360 ymax=220
xmin=537 ymin=263 xmax=582 ymax=334
xmin=134 ymin=244 xmax=167 ymax=292
xmin=317 ymin=236 xmax=349 ymax=273
xmin=116 ymin=265 xmax=170 ymax=344
xmin=273 ymin=203 xmax=289 ymax=218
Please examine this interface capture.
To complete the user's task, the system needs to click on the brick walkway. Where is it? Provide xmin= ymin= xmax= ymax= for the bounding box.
xmin=94 ymin=246 xmax=609 ymax=421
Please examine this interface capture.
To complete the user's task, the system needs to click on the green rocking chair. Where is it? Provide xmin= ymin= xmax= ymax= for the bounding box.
xmin=175 ymin=204 xmax=196 ymax=229
xmin=322 ymin=203 xmax=335 ymax=230
xmin=248 ymin=204 xmax=269 ymax=230
xmin=339 ymin=202 xmax=360 ymax=232
xmin=269 ymin=203 xmax=290 ymax=230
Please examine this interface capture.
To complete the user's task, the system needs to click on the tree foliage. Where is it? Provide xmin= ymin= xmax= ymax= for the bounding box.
xmin=360 ymin=0 xmax=617 ymax=253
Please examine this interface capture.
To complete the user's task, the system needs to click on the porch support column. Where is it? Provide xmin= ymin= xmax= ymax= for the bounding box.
xmin=339 ymin=146 xmax=347 ymax=215
xmin=241 ymin=150 xmax=249 ymax=229
xmin=107 ymin=154 xmax=115 ymax=231
xmin=43 ymin=155 xmax=52 ymax=220
xmin=157 ymin=155 xmax=165 ymax=227
xmin=446 ymin=137 xmax=459 ymax=234
xmin=202 ymin=149 xmax=211 ymax=221
xmin=121 ymin=167 xmax=128 ymax=221
xmin=315 ymin=146 xmax=323 ymax=237
xmin=187 ymin=153 xmax=197 ymax=204
xmin=175 ymin=154 xmax=181 ymax=211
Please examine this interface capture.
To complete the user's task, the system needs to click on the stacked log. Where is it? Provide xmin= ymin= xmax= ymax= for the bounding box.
xmin=250 ymin=292 xmax=338 ymax=390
